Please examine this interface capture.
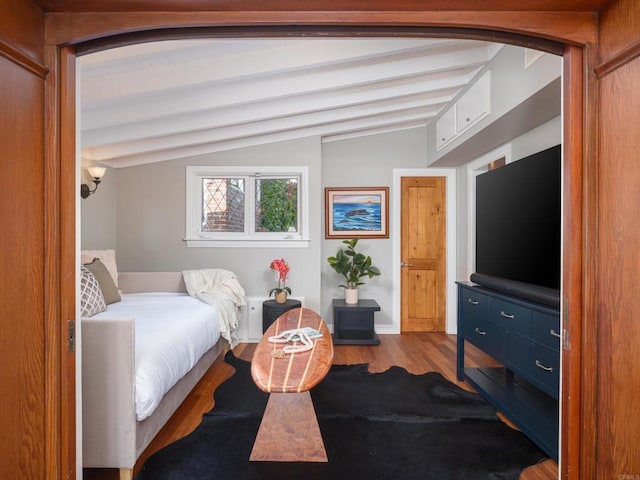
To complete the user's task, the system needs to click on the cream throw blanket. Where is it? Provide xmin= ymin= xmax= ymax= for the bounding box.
xmin=182 ymin=269 xmax=246 ymax=348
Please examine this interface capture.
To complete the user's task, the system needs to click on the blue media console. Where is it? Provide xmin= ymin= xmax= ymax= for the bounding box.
xmin=456 ymin=281 xmax=560 ymax=460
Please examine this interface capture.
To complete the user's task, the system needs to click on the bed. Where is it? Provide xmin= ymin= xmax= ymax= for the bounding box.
xmin=81 ymin=271 xmax=245 ymax=480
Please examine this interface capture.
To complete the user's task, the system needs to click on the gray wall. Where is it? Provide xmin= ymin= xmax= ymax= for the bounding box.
xmin=84 ymin=136 xmax=323 ymax=311
xmin=81 ymin=128 xmax=429 ymax=326
xmin=79 ymin=44 xmax=562 ymax=333
xmin=81 ymin=118 xmax=559 ymax=331
xmin=510 ymin=115 xmax=562 ymax=162
xmin=80 ymin=166 xmax=117 ymax=249
xmin=321 ymin=127 xmax=428 ymax=327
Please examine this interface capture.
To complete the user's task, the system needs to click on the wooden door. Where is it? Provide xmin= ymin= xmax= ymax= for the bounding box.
xmin=400 ymin=177 xmax=446 ymax=332
xmin=0 ymin=5 xmax=51 ymax=478
xmin=0 ymin=52 xmax=46 ymax=480
xmin=0 ymin=4 xmax=76 ymax=478
xmin=590 ymin=3 xmax=640 ymax=476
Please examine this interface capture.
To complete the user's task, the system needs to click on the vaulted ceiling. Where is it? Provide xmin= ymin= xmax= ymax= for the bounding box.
xmin=79 ymin=37 xmax=504 ymax=168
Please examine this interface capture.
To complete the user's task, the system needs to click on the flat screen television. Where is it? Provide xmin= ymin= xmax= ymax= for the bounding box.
xmin=473 ymin=144 xmax=561 ymax=308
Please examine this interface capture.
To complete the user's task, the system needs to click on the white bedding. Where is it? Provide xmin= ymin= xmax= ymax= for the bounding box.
xmin=90 ymin=292 xmax=221 ymax=420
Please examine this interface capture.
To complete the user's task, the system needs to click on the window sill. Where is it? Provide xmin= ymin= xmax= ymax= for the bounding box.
xmin=184 ymin=238 xmax=311 ymax=248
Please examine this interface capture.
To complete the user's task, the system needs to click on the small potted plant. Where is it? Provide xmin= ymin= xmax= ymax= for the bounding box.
xmin=327 ymin=238 xmax=380 ymax=304
xmin=268 ymin=258 xmax=292 ymax=304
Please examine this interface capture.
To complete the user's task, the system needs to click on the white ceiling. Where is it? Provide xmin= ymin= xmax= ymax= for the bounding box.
xmin=78 ymin=37 xmax=503 ymax=168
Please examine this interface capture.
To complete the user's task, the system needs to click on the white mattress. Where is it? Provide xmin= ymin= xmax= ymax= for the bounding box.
xmin=91 ymin=292 xmax=221 ymax=420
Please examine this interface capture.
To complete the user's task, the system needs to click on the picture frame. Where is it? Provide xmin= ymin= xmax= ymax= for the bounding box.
xmin=325 ymin=187 xmax=389 ymax=239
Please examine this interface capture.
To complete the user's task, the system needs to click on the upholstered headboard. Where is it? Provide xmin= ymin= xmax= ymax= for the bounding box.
xmin=118 ymin=272 xmax=187 ymax=294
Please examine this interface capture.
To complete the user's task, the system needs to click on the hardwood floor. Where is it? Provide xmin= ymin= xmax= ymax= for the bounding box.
xmin=83 ymin=333 xmax=557 ymax=480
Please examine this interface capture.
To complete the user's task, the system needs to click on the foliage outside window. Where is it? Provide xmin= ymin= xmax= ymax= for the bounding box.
xmin=185 ymin=166 xmax=309 ymax=247
xmin=255 ymin=178 xmax=298 ymax=233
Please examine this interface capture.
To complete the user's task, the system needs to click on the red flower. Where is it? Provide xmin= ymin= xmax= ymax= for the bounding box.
xmin=268 ymin=258 xmax=291 ymax=296
xmin=269 ymin=258 xmax=289 ymax=282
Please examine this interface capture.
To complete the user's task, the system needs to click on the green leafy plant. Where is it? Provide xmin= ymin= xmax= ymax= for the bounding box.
xmin=327 ymin=238 xmax=381 ymax=289
xmin=256 ymin=178 xmax=298 ymax=232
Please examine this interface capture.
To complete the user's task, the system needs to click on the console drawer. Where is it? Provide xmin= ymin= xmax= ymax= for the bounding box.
xmin=460 ymin=288 xmax=488 ymax=319
xmin=532 ymin=311 xmax=561 ymax=351
xmin=463 ymin=315 xmax=507 ymax=362
xmin=489 ymin=298 xmax=531 ymax=334
xmin=508 ymin=334 xmax=559 ymax=398
xmin=530 ymin=343 xmax=560 ymax=397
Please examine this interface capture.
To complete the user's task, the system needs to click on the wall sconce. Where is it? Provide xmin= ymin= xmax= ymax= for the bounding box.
xmin=81 ymin=166 xmax=107 ymax=199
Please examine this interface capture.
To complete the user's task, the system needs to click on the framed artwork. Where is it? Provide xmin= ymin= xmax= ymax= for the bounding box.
xmin=325 ymin=187 xmax=389 ymax=239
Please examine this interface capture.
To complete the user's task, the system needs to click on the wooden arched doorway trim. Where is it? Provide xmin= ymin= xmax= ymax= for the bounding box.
xmin=50 ymin=18 xmax=589 ymax=480
xmin=71 ymin=25 xmax=565 ymax=57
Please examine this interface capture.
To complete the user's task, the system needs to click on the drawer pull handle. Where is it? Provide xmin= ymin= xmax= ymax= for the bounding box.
xmin=474 ymin=327 xmax=486 ymax=336
xmin=550 ymin=329 xmax=561 ymax=338
xmin=468 ymin=299 xmax=479 ymax=305
xmin=535 ymin=360 xmax=553 ymax=372
xmin=500 ymin=311 xmax=515 ymax=319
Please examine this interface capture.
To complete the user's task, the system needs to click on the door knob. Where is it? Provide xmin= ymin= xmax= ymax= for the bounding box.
xmin=400 ymin=262 xmax=414 ymax=267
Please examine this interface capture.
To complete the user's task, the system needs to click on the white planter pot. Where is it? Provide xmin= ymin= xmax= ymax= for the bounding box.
xmin=344 ymin=288 xmax=359 ymax=305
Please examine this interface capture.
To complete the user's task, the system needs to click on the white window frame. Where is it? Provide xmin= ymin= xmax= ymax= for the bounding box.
xmin=185 ymin=165 xmax=310 ymax=248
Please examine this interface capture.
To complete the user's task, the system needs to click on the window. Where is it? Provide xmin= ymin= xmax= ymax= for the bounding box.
xmin=185 ymin=166 xmax=309 ymax=247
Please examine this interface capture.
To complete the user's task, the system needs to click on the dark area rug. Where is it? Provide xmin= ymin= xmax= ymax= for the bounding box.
xmin=136 ymin=351 xmax=547 ymax=480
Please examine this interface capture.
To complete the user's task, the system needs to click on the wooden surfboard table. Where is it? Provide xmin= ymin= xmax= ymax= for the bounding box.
xmin=250 ymin=307 xmax=334 ymax=462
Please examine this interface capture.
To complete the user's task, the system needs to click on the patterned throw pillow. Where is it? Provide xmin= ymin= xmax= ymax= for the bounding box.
xmin=81 ymin=265 xmax=107 ymax=317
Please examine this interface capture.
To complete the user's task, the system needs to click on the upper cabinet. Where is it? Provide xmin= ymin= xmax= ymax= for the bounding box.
xmin=435 ymin=106 xmax=457 ymax=150
xmin=428 ymin=47 xmax=562 ymax=167
xmin=456 ymin=72 xmax=491 ymax=136
xmin=435 ymin=71 xmax=491 ymax=150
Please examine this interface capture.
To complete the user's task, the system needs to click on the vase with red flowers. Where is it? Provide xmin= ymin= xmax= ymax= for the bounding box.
xmin=268 ymin=258 xmax=292 ymax=304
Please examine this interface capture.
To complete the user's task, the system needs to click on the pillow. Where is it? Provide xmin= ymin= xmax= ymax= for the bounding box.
xmin=80 ymin=265 xmax=107 ymax=317
xmin=81 ymin=249 xmax=118 ymax=288
xmin=84 ymin=258 xmax=121 ymax=304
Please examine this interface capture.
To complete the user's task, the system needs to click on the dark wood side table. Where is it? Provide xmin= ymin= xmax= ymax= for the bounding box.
xmin=332 ymin=298 xmax=380 ymax=345
xmin=262 ymin=299 xmax=302 ymax=333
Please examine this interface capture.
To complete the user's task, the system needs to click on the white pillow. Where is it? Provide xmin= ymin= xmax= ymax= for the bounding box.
xmin=81 ymin=249 xmax=118 ymax=287
xmin=80 ymin=265 xmax=107 ymax=317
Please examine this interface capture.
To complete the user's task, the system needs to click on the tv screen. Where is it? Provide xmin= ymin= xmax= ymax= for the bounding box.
xmin=475 ymin=144 xmax=561 ymax=291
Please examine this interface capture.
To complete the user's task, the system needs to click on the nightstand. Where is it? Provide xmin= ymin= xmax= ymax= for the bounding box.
xmin=332 ymin=298 xmax=380 ymax=345
xmin=262 ymin=299 xmax=302 ymax=333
